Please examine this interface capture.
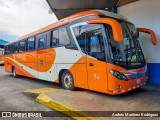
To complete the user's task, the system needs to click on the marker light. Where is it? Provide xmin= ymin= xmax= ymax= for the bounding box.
xmin=110 ymin=69 xmax=128 ymax=81
xmin=116 ymin=85 xmax=121 ymax=89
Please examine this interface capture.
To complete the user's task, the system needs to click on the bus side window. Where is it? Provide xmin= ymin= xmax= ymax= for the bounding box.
xmin=51 ymin=30 xmax=58 ymax=47
xmin=9 ymin=45 xmax=12 ymax=54
xmin=72 ymin=26 xmax=86 ymax=54
xmin=13 ymin=42 xmax=18 ymax=53
xmin=86 ymin=26 xmax=106 ymax=61
xmin=19 ymin=40 xmax=26 ymax=52
xmin=6 ymin=45 xmax=10 ymax=54
xmin=4 ymin=46 xmax=7 ymax=55
xmin=5 ymin=46 xmax=7 ymax=55
xmin=38 ymin=38 xmax=45 ymax=49
xmin=58 ymin=27 xmax=70 ymax=46
xmin=27 ymin=37 xmax=35 ymax=51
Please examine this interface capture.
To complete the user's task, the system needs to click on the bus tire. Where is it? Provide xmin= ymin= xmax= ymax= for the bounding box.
xmin=61 ymin=70 xmax=75 ymax=91
xmin=12 ymin=67 xmax=17 ymax=78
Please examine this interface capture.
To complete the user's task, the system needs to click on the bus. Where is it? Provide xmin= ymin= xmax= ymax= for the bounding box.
xmin=4 ymin=10 xmax=157 ymax=95
xmin=0 ymin=48 xmax=5 ymax=65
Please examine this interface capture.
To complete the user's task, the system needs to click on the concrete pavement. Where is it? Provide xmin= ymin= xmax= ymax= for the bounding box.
xmin=36 ymin=85 xmax=160 ymax=120
xmin=43 ymin=86 xmax=160 ymax=111
xmin=0 ymin=65 xmax=72 ymax=120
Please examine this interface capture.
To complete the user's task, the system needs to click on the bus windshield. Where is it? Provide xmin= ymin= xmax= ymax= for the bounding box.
xmin=106 ymin=21 xmax=146 ymax=69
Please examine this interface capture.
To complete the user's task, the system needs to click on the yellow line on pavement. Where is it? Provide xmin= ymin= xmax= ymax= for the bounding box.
xmin=36 ymin=94 xmax=98 ymax=120
xmin=25 ymin=87 xmax=57 ymax=94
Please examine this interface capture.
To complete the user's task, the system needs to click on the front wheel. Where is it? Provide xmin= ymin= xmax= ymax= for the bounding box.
xmin=61 ymin=71 xmax=75 ymax=91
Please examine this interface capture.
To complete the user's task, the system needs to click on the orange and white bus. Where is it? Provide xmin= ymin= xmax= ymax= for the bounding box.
xmin=0 ymin=48 xmax=5 ymax=65
xmin=4 ymin=10 xmax=157 ymax=95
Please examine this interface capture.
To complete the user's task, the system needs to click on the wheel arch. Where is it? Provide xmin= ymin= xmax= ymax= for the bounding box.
xmin=59 ymin=69 xmax=69 ymax=84
xmin=57 ymin=65 xmax=76 ymax=86
xmin=11 ymin=66 xmax=15 ymax=72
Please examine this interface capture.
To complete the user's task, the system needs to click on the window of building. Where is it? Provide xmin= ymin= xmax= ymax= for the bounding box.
xmin=19 ymin=40 xmax=26 ymax=52
xmin=38 ymin=38 xmax=45 ymax=49
xmin=51 ymin=30 xmax=58 ymax=47
xmin=27 ymin=37 xmax=35 ymax=51
xmin=59 ymin=27 xmax=70 ymax=46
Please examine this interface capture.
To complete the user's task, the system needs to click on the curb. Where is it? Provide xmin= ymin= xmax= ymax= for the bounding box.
xmin=36 ymin=94 xmax=98 ymax=120
xmin=25 ymin=87 xmax=57 ymax=94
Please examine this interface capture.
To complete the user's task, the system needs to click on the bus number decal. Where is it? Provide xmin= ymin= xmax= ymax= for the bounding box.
xmin=94 ymin=74 xmax=100 ymax=80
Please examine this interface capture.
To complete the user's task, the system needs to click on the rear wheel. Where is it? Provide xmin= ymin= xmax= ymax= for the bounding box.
xmin=12 ymin=67 xmax=17 ymax=78
xmin=61 ymin=71 xmax=75 ymax=91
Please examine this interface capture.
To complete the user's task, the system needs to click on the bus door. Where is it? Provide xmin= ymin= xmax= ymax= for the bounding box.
xmin=72 ymin=23 xmax=108 ymax=92
xmin=85 ymin=24 xmax=108 ymax=93
xmin=36 ymin=34 xmax=47 ymax=80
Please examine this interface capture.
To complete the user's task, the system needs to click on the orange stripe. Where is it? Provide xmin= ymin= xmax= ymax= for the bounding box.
xmin=5 ymin=57 xmax=36 ymax=78
xmin=5 ymin=48 xmax=56 ymax=72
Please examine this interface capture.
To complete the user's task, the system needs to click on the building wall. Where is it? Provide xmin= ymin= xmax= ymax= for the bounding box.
xmin=0 ymin=48 xmax=4 ymax=55
xmin=118 ymin=0 xmax=160 ymax=84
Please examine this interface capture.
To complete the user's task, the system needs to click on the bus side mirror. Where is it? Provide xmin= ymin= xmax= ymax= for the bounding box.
xmin=137 ymin=28 xmax=157 ymax=45
xmin=87 ymin=18 xmax=123 ymax=42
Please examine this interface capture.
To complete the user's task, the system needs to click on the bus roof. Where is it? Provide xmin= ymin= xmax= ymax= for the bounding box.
xmin=6 ymin=10 xmax=128 ymax=46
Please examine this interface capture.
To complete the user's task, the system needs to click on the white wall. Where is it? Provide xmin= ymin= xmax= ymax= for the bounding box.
xmin=118 ymin=0 xmax=160 ymax=63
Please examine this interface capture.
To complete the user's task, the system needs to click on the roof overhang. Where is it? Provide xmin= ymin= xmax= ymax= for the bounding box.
xmin=46 ymin=0 xmax=139 ymax=19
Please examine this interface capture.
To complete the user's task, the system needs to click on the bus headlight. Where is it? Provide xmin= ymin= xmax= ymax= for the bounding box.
xmin=110 ymin=69 xmax=128 ymax=81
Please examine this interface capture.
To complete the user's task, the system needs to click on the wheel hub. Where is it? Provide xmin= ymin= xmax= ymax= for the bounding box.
xmin=64 ymin=74 xmax=72 ymax=88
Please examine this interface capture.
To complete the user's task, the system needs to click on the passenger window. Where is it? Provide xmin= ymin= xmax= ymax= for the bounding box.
xmin=86 ymin=28 xmax=106 ymax=61
xmin=19 ymin=40 xmax=26 ymax=52
xmin=4 ymin=46 xmax=7 ymax=55
xmin=38 ymin=38 xmax=45 ymax=49
xmin=5 ymin=45 xmax=10 ymax=54
xmin=73 ymin=24 xmax=106 ymax=61
xmin=73 ymin=26 xmax=86 ymax=53
xmin=13 ymin=42 xmax=19 ymax=53
xmin=27 ymin=37 xmax=35 ymax=51
xmin=10 ymin=44 xmax=14 ymax=54
xmin=8 ymin=45 xmax=11 ymax=54
xmin=59 ymin=27 xmax=70 ymax=46
xmin=52 ymin=30 xmax=58 ymax=47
